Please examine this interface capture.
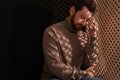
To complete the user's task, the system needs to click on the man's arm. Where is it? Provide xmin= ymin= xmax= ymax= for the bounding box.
xmin=43 ymin=27 xmax=87 ymax=80
xmin=81 ymin=18 xmax=99 ymax=77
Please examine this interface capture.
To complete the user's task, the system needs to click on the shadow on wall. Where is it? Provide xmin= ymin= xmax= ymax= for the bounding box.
xmin=9 ymin=4 xmax=53 ymax=80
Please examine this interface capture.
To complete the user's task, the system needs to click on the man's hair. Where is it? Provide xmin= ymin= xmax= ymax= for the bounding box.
xmin=72 ymin=0 xmax=97 ymax=14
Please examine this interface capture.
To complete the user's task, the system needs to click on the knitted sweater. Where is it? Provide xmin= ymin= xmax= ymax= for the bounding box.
xmin=41 ymin=18 xmax=98 ymax=80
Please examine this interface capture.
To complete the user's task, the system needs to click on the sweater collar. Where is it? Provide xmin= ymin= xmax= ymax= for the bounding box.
xmin=64 ymin=17 xmax=78 ymax=33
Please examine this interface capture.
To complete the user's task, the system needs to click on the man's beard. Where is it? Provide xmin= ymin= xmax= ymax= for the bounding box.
xmin=70 ymin=14 xmax=87 ymax=32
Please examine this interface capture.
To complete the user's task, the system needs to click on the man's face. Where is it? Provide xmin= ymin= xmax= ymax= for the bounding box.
xmin=70 ymin=6 xmax=93 ymax=31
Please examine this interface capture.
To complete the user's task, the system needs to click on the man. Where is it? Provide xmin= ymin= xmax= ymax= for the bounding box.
xmin=42 ymin=0 xmax=101 ymax=80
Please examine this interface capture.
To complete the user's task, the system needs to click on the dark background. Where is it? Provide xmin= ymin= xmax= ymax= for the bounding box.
xmin=0 ymin=0 xmax=72 ymax=80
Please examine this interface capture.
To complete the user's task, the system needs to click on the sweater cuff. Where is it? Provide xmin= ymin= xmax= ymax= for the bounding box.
xmin=72 ymin=69 xmax=88 ymax=80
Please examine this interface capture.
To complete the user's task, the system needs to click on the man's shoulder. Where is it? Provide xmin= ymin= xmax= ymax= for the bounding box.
xmin=45 ymin=21 xmax=64 ymax=32
xmin=43 ymin=21 xmax=65 ymax=38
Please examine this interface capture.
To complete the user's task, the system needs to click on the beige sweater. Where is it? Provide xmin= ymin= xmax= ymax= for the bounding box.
xmin=41 ymin=18 xmax=98 ymax=80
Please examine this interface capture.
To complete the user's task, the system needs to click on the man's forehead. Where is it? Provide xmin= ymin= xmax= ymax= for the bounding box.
xmin=77 ymin=10 xmax=92 ymax=18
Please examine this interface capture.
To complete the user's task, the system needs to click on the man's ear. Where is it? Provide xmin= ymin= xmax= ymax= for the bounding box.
xmin=70 ymin=6 xmax=75 ymax=16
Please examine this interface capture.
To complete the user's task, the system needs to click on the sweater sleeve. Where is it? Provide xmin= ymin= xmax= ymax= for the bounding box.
xmin=43 ymin=27 xmax=87 ymax=80
xmin=81 ymin=35 xmax=98 ymax=70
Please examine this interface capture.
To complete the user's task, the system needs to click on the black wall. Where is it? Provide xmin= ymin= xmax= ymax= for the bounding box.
xmin=0 ymin=0 xmax=72 ymax=80
xmin=0 ymin=0 xmax=53 ymax=80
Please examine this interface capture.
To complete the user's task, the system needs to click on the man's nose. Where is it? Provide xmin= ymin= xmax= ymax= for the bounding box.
xmin=79 ymin=19 xmax=87 ymax=26
xmin=81 ymin=19 xmax=87 ymax=26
